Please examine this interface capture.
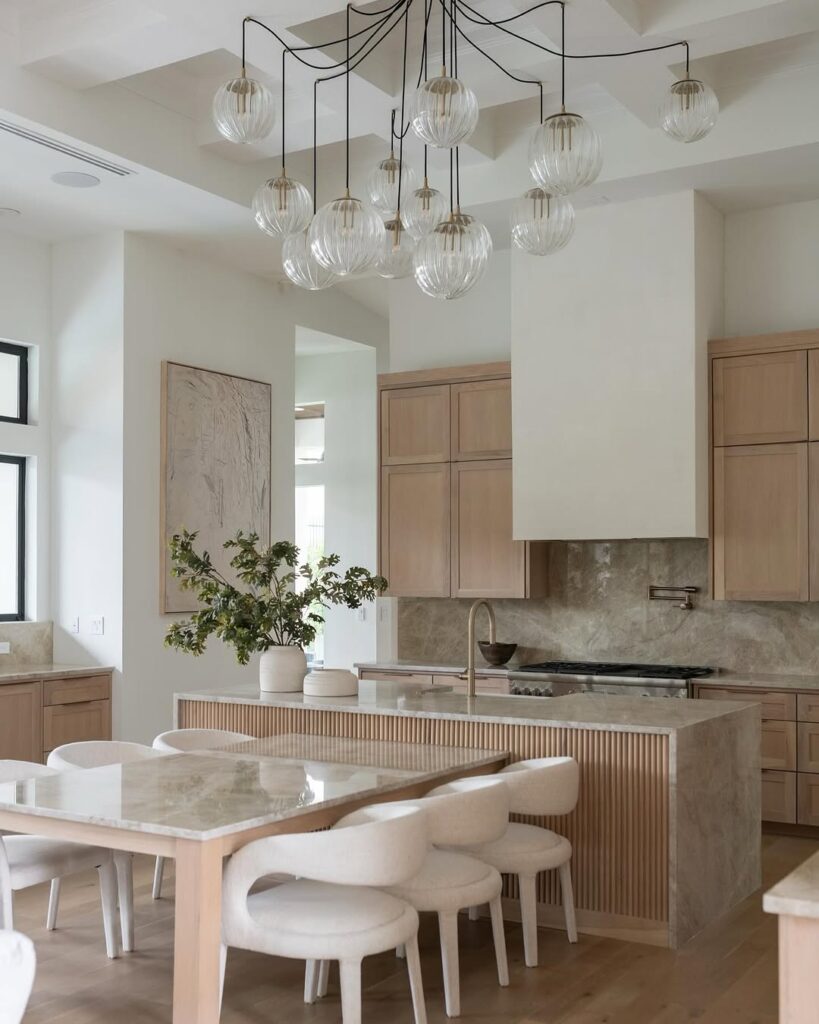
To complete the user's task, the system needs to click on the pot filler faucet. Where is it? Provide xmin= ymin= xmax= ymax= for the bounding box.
xmin=466 ymin=599 xmax=496 ymax=698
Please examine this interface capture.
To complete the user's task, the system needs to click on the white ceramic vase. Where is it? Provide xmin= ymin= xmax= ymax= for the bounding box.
xmin=259 ymin=646 xmax=307 ymax=693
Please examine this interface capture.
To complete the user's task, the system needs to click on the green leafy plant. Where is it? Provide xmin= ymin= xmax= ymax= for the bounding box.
xmin=164 ymin=529 xmax=387 ymax=665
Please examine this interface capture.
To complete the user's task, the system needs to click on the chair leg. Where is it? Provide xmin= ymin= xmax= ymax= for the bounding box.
xmin=438 ymin=910 xmax=460 ymax=1018
xmin=317 ymin=958 xmax=330 ymax=998
xmin=559 ymin=861 xmax=578 ymax=943
xmin=519 ymin=873 xmax=539 ymax=968
xmin=0 ymin=884 xmax=13 ymax=930
xmin=46 ymin=878 xmax=61 ymax=930
xmin=339 ymin=959 xmax=362 ymax=1024
xmin=467 ymin=906 xmax=479 ymax=921
xmin=396 ymin=943 xmax=406 ymax=958
xmin=152 ymin=856 xmax=165 ymax=900
xmin=304 ymin=960 xmax=319 ymax=1004
xmin=489 ymin=895 xmax=509 ymax=987
xmin=115 ymin=852 xmax=134 ymax=952
xmin=219 ymin=943 xmax=228 ymax=1012
xmin=405 ymin=932 xmax=428 ymax=1024
xmin=97 ymin=860 xmax=120 ymax=959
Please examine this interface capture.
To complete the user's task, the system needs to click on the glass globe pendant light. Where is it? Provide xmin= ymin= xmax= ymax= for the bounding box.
xmin=376 ymin=216 xmax=416 ymax=279
xmin=367 ymin=150 xmax=417 ymax=214
xmin=213 ymin=70 xmax=275 ymax=144
xmin=511 ymin=188 xmax=575 ymax=256
xmin=308 ymin=190 xmax=384 ymax=277
xmin=403 ymin=178 xmax=449 ymax=240
xmin=659 ymin=76 xmax=719 ymax=143
xmin=414 ymin=209 xmax=493 ymax=300
xmin=529 ymin=110 xmax=602 ymax=196
xmin=411 ymin=72 xmax=479 ymax=149
xmin=282 ymin=228 xmax=336 ymax=290
xmin=253 ymin=172 xmax=312 ymax=237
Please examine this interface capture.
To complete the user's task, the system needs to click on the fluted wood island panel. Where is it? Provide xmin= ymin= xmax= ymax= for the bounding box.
xmin=176 ymin=686 xmax=761 ymax=948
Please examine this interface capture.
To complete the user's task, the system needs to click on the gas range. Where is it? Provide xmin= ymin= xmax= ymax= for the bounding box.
xmin=508 ymin=660 xmax=714 ymax=699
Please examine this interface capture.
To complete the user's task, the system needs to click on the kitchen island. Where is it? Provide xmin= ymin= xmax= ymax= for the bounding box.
xmin=175 ymin=682 xmax=761 ymax=949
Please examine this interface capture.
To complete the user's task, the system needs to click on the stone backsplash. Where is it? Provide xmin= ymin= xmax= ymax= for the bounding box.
xmin=0 ymin=621 xmax=53 ymax=665
xmin=397 ymin=540 xmax=819 ymax=674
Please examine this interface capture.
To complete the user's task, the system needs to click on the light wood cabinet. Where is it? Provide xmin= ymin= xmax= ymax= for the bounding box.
xmin=43 ymin=699 xmax=111 ymax=754
xmin=712 ymin=350 xmax=808 ymax=446
xmin=432 ymin=673 xmax=510 ymax=694
xmin=797 ymin=723 xmax=819 ymax=773
xmin=809 ymin=444 xmax=819 ymax=599
xmin=450 ymin=379 xmax=512 ymax=460
xmin=762 ymin=770 xmax=797 ymax=824
xmin=695 ymin=686 xmax=795 ymax=720
xmin=798 ymin=693 xmax=819 ymax=723
xmin=798 ymin=774 xmax=819 ymax=826
xmin=358 ymin=670 xmax=433 ymax=686
xmin=0 ymin=682 xmax=43 ymax=762
xmin=761 ymin=720 xmax=797 ymax=770
xmin=809 ymin=350 xmax=819 ymax=440
xmin=380 ymin=463 xmax=450 ymax=597
xmin=380 ymin=385 xmax=450 ymax=465
xmin=712 ymin=442 xmax=809 ymax=601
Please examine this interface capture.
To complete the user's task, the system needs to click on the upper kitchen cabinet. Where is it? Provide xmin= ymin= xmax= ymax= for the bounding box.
xmin=381 ymin=463 xmax=450 ymax=597
xmin=511 ymin=192 xmax=723 ymax=540
xmin=713 ymin=351 xmax=807 ymax=446
xmin=451 ymin=379 xmax=512 ymax=460
xmin=380 ymin=384 xmax=450 ymax=464
xmin=810 ymin=350 xmax=819 ymax=441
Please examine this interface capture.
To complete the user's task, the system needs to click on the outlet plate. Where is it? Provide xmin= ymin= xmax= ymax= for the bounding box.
xmin=89 ymin=616 xmax=104 ymax=636
xmin=0 ymin=641 xmax=10 ymax=655
xmin=69 ymin=616 xmax=80 ymax=634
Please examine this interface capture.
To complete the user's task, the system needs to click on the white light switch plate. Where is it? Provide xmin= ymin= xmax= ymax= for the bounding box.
xmin=0 ymin=642 xmax=10 ymax=655
xmin=89 ymin=616 xmax=105 ymax=636
xmin=69 ymin=617 xmax=80 ymax=634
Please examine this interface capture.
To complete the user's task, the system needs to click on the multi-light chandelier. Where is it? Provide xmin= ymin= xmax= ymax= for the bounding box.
xmin=213 ymin=1 xmax=719 ymax=300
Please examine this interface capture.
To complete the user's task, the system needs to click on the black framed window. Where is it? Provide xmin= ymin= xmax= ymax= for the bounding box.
xmin=0 ymin=341 xmax=28 ymax=424
xmin=0 ymin=454 xmax=25 ymax=621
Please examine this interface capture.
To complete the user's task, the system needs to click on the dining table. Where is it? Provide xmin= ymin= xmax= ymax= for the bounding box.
xmin=0 ymin=732 xmax=507 ymax=1024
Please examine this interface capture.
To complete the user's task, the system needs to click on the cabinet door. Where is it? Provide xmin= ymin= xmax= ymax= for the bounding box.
xmin=797 ymin=693 xmax=819 ymax=723
xmin=798 ymin=723 xmax=819 ymax=773
xmin=451 ymin=460 xmax=525 ymax=598
xmin=694 ymin=685 xmax=795 ymax=720
xmin=451 ymin=379 xmax=512 ymax=460
xmin=381 ymin=385 xmax=450 ymax=465
xmin=761 ymin=720 xmax=797 ymax=770
xmin=713 ymin=351 xmax=807 ymax=446
xmin=358 ymin=671 xmax=433 ymax=686
xmin=762 ymin=770 xmax=796 ymax=824
xmin=432 ymin=673 xmax=510 ymax=694
xmin=809 ymin=350 xmax=819 ymax=440
xmin=713 ymin=443 xmax=809 ymax=600
xmin=798 ymin=774 xmax=819 ymax=826
xmin=381 ymin=464 xmax=450 ymax=597
xmin=809 ymin=445 xmax=819 ymax=600
xmin=0 ymin=681 xmax=42 ymax=762
xmin=43 ymin=699 xmax=111 ymax=754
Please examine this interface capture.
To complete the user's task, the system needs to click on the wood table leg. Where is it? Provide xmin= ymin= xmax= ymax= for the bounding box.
xmin=173 ymin=839 xmax=224 ymax=1024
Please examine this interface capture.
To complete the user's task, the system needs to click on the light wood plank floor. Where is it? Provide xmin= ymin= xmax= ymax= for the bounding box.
xmin=13 ymin=833 xmax=816 ymax=1024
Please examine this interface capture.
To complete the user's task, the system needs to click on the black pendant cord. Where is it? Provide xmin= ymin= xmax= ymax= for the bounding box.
xmin=345 ymin=3 xmax=350 ymax=191
xmin=453 ymin=0 xmax=460 ymax=210
xmin=312 ymin=80 xmax=318 ymax=214
xmin=281 ymin=49 xmax=287 ymax=172
xmin=396 ymin=2 xmax=410 ymax=217
xmin=561 ymin=0 xmax=565 ymax=107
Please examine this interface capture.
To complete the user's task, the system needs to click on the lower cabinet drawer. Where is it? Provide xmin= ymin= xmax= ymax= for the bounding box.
xmin=761 ymin=720 xmax=797 ymax=770
xmin=762 ymin=770 xmax=796 ymax=823
xmin=433 ymin=673 xmax=509 ymax=694
xmin=695 ymin=686 xmax=795 ymax=720
xmin=358 ymin=671 xmax=433 ymax=686
xmin=798 ymin=722 xmax=819 ymax=772
xmin=43 ymin=699 xmax=112 ymax=751
xmin=43 ymin=674 xmax=111 ymax=706
xmin=798 ymin=773 xmax=819 ymax=826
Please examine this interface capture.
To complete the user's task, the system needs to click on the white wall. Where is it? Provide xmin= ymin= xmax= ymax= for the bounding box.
xmin=0 ymin=232 xmax=51 ymax=622
xmin=388 ymin=251 xmax=510 ymax=372
xmin=51 ymin=234 xmax=125 ymax=708
xmin=295 ymin=345 xmax=379 ymax=671
xmin=725 ymin=199 xmax=819 ymax=336
xmin=512 ymin=191 xmax=723 ymax=541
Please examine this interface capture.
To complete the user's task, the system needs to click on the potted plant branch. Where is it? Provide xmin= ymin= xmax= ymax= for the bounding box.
xmin=164 ymin=529 xmax=387 ymax=692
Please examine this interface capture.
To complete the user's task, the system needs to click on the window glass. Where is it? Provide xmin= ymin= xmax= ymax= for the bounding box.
xmin=294 ymin=484 xmax=325 ymax=666
xmin=0 ymin=349 xmax=21 ymax=420
xmin=0 ymin=456 xmax=24 ymax=619
xmin=295 ymin=404 xmax=325 ymax=464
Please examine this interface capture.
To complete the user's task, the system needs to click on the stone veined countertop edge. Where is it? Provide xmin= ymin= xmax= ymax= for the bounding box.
xmin=0 ymin=664 xmax=115 ymax=686
xmin=175 ymin=688 xmax=760 ymax=737
xmin=763 ymin=849 xmax=819 ymax=920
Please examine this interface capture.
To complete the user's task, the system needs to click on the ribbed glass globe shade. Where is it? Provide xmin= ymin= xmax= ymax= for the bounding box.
xmin=403 ymin=181 xmax=449 ymax=240
xmin=376 ymin=217 xmax=416 ymax=279
xmin=529 ymin=111 xmax=602 ymax=195
xmin=308 ymin=194 xmax=383 ymax=277
xmin=659 ymin=78 xmax=719 ymax=143
xmin=511 ymin=188 xmax=575 ymax=256
xmin=282 ymin=229 xmax=336 ymax=290
xmin=213 ymin=74 xmax=275 ymax=144
xmin=367 ymin=154 xmax=417 ymax=214
xmin=413 ymin=211 xmax=493 ymax=300
xmin=253 ymin=175 xmax=312 ymax=237
xmin=410 ymin=75 xmax=479 ymax=148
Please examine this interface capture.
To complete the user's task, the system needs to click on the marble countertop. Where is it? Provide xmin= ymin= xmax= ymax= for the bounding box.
xmin=176 ymin=680 xmax=758 ymax=735
xmin=0 ymin=663 xmax=114 ymax=686
xmin=764 ymin=850 xmax=819 ymax=919
xmin=0 ymin=734 xmax=505 ymax=841
xmin=355 ymin=660 xmax=510 ymax=678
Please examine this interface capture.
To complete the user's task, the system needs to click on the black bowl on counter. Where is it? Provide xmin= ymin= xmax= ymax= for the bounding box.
xmin=478 ymin=641 xmax=518 ymax=666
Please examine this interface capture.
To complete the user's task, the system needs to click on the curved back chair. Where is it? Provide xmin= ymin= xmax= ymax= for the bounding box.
xmin=0 ymin=930 xmax=36 ymax=1024
xmin=499 ymin=756 xmax=579 ymax=816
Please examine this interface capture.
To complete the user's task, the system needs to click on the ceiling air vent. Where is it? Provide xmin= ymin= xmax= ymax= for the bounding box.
xmin=0 ymin=119 xmax=134 ymax=176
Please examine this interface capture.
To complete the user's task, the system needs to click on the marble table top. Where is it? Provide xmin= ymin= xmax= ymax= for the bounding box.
xmin=764 ymin=849 xmax=819 ymax=920
xmin=176 ymin=681 xmax=759 ymax=735
xmin=0 ymin=734 xmax=505 ymax=841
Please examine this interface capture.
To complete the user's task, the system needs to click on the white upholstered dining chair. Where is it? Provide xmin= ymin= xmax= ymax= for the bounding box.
xmin=0 ymin=930 xmax=36 ymax=1024
xmin=45 ymin=740 xmax=163 ymax=952
xmin=0 ymin=760 xmax=120 ymax=958
xmin=221 ymin=802 xmax=429 ymax=1024
xmin=150 ymin=728 xmax=253 ymax=899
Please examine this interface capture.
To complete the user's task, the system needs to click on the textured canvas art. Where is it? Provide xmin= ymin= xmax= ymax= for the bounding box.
xmin=161 ymin=361 xmax=271 ymax=613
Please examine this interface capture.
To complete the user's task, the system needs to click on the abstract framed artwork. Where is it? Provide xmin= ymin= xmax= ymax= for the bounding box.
xmin=160 ymin=361 xmax=271 ymax=613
